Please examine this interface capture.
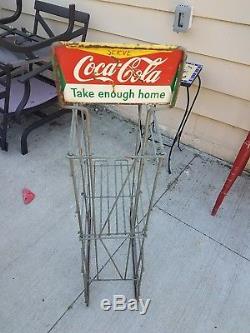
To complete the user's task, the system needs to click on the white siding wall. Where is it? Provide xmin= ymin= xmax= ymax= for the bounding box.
xmin=1 ymin=0 xmax=250 ymax=168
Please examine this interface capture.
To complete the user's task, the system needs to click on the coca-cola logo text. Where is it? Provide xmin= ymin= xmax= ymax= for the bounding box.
xmin=73 ymin=56 xmax=167 ymax=84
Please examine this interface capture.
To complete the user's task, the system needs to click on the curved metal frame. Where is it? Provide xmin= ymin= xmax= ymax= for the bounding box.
xmin=0 ymin=0 xmax=22 ymax=25
xmin=0 ymin=1 xmax=90 ymax=56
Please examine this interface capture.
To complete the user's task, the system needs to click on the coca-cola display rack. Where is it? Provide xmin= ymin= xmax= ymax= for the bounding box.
xmin=52 ymin=42 xmax=185 ymax=305
xmin=68 ymin=105 xmax=165 ymax=305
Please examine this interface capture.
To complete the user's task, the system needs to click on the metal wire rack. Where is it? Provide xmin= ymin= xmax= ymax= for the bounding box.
xmin=68 ymin=105 xmax=165 ymax=305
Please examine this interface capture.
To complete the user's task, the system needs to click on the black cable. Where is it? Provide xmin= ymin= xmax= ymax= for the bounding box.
xmin=177 ymin=74 xmax=201 ymax=149
xmin=136 ymin=118 xmax=143 ymax=155
xmin=167 ymin=74 xmax=202 ymax=174
xmin=167 ymin=84 xmax=190 ymax=174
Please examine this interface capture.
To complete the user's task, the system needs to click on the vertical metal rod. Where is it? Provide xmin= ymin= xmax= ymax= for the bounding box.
xmin=144 ymin=157 xmax=163 ymax=233
xmin=69 ymin=108 xmax=77 ymax=154
xmin=69 ymin=158 xmax=84 ymax=247
xmin=152 ymin=109 xmax=165 ymax=153
xmin=114 ymin=160 xmax=119 ymax=234
xmin=129 ymin=105 xmax=141 ymax=299
xmin=149 ymin=124 xmax=157 ymax=156
xmin=124 ymin=238 xmax=131 ymax=279
xmin=136 ymin=104 xmax=143 ymax=155
xmin=69 ymin=156 xmax=89 ymax=305
xmin=100 ymin=163 xmax=103 ymax=233
xmin=106 ymin=163 xmax=110 ymax=234
xmin=83 ymin=110 xmax=100 ymax=281
xmin=80 ymin=112 xmax=92 ymax=296
xmin=120 ymin=162 xmax=127 ymax=234
xmin=130 ymin=105 xmax=152 ymax=299
xmin=135 ymin=157 xmax=163 ymax=283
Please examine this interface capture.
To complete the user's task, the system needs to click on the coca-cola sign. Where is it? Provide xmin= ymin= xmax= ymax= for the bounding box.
xmin=53 ymin=42 xmax=185 ymax=105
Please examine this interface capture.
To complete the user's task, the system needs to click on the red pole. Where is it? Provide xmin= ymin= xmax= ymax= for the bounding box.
xmin=211 ymin=132 xmax=250 ymax=216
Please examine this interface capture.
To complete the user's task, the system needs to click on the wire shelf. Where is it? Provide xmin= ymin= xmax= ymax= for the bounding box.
xmin=68 ymin=106 xmax=165 ymax=305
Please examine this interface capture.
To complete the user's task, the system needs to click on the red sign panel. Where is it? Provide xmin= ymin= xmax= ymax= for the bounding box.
xmin=53 ymin=43 xmax=185 ymax=105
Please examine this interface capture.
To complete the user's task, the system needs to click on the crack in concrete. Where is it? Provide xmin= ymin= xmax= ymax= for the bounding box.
xmin=156 ymin=206 xmax=250 ymax=263
xmin=152 ymin=154 xmax=198 ymax=208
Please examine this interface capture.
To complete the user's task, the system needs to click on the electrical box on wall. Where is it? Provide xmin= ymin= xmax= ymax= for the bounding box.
xmin=173 ymin=4 xmax=193 ymax=33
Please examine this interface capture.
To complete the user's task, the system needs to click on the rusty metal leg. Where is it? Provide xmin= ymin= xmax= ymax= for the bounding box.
xmin=211 ymin=132 xmax=250 ymax=216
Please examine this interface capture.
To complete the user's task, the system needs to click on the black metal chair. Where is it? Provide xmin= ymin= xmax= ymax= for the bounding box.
xmin=0 ymin=63 xmax=12 ymax=151
xmin=0 ymin=62 xmax=59 ymax=152
xmin=0 ymin=1 xmax=90 ymax=154
xmin=0 ymin=0 xmax=22 ymax=25
xmin=0 ymin=1 xmax=89 ymax=64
